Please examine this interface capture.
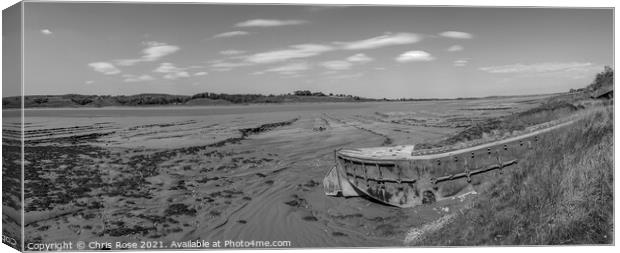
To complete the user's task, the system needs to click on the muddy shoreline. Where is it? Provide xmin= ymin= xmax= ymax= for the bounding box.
xmin=7 ymin=96 xmax=547 ymax=247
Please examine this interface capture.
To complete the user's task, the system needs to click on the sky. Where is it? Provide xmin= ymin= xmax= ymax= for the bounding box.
xmin=9 ymin=2 xmax=614 ymax=98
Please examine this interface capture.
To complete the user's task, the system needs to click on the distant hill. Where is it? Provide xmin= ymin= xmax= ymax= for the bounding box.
xmin=183 ymin=98 xmax=233 ymax=106
xmin=2 ymin=91 xmax=375 ymax=108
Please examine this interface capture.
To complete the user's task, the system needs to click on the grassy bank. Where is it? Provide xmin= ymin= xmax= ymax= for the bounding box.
xmin=417 ymin=96 xmax=587 ymax=150
xmin=412 ymin=104 xmax=613 ymax=245
xmin=418 ymin=67 xmax=612 ymax=150
xmin=410 ymin=67 xmax=614 ymax=245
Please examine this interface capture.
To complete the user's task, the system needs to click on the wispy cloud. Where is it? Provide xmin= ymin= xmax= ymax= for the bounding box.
xmin=346 ymin=53 xmax=373 ymax=63
xmin=194 ymin=71 xmax=208 ymax=76
xmin=164 ymin=72 xmax=190 ymax=80
xmin=123 ymin=74 xmax=155 ymax=83
xmin=142 ymin=42 xmax=180 ymax=61
xmin=320 ymin=53 xmax=372 ymax=71
xmin=213 ymin=31 xmax=249 ymax=38
xmin=326 ymin=72 xmax=364 ymax=80
xmin=263 ymin=62 xmax=311 ymax=75
xmin=479 ymin=62 xmax=596 ymax=74
xmin=209 ymin=60 xmax=252 ymax=71
xmin=203 ymin=31 xmax=432 ymax=73
xmin=219 ymin=50 xmax=246 ymax=55
xmin=88 ymin=62 xmax=121 ymax=75
xmin=212 ymin=68 xmax=233 ymax=72
xmin=395 ymin=50 xmax=435 ymax=62
xmin=321 ymin=61 xmax=353 ymax=70
xmin=153 ymin=62 xmax=182 ymax=73
xmin=228 ymin=33 xmax=417 ymax=68
xmin=186 ymin=65 xmax=205 ymax=69
xmin=85 ymin=80 xmax=94 ymax=85
xmin=336 ymin=33 xmax=421 ymax=50
xmin=153 ymin=62 xmax=190 ymax=80
xmin=244 ymin=44 xmax=334 ymax=64
xmin=40 ymin=29 xmax=52 ymax=35
xmin=235 ymin=19 xmax=308 ymax=27
xmin=114 ymin=41 xmax=180 ymax=66
xmin=439 ymin=31 xmax=473 ymax=39
xmin=447 ymin=45 xmax=464 ymax=52
xmin=453 ymin=59 xmax=468 ymax=67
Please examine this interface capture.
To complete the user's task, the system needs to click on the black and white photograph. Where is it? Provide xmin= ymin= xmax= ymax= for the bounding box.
xmin=1 ymin=0 xmax=615 ymax=251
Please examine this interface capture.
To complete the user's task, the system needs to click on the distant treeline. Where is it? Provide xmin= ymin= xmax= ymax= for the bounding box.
xmin=2 ymin=90 xmax=375 ymax=108
xmin=5 ymin=67 xmax=613 ymax=109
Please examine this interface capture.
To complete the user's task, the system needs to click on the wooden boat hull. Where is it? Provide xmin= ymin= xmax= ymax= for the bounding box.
xmin=323 ymin=120 xmax=575 ymax=208
xmin=323 ymin=166 xmax=359 ymax=197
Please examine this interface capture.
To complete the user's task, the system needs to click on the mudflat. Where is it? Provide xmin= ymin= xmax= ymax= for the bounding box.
xmin=8 ymin=96 xmax=550 ymax=247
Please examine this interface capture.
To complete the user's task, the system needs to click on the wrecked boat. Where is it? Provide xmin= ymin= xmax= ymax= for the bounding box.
xmin=323 ymin=120 xmax=575 ymax=208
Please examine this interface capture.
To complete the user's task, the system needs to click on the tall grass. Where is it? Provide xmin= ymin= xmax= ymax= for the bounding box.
xmin=413 ymin=105 xmax=613 ymax=245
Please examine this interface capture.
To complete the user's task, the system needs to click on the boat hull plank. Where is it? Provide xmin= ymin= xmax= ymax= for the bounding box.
xmin=323 ymin=119 xmax=574 ymax=208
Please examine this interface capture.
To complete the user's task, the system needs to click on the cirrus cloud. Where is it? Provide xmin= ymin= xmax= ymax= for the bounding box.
xmin=346 ymin=53 xmax=373 ymax=63
xmin=153 ymin=62 xmax=190 ymax=80
xmin=336 ymin=33 xmax=421 ymax=50
xmin=447 ymin=45 xmax=464 ymax=52
xmin=321 ymin=61 xmax=353 ymax=70
xmin=453 ymin=59 xmax=468 ymax=67
xmin=327 ymin=72 xmax=364 ymax=80
xmin=439 ymin=31 xmax=473 ymax=39
xmin=263 ymin=62 xmax=311 ymax=75
xmin=230 ymin=32 xmax=421 ymax=68
xmin=396 ymin=50 xmax=435 ymax=62
xmin=123 ymin=74 xmax=155 ymax=83
xmin=244 ymin=44 xmax=334 ymax=64
xmin=143 ymin=43 xmax=179 ymax=61
xmin=220 ymin=50 xmax=246 ymax=55
xmin=88 ymin=62 xmax=121 ymax=75
xmin=213 ymin=31 xmax=249 ymax=38
xmin=235 ymin=19 xmax=307 ymax=27
xmin=114 ymin=41 xmax=180 ymax=66
xmin=209 ymin=60 xmax=252 ymax=71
